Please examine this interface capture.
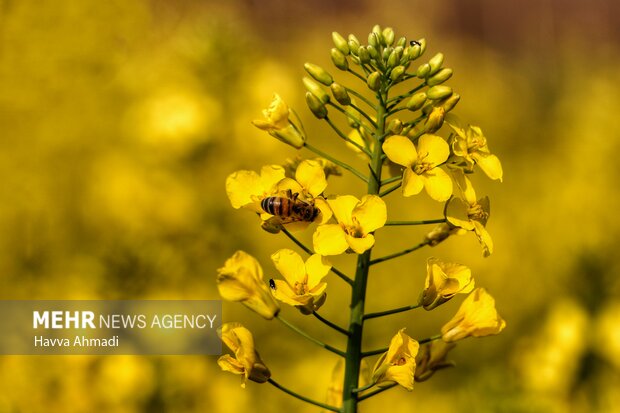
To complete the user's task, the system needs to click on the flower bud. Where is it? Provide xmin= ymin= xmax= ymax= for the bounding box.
xmin=427 ymin=85 xmax=453 ymax=100
xmin=330 ymin=48 xmax=348 ymax=70
xmin=345 ymin=105 xmax=361 ymax=128
xmin=367 ymin=71 xmax=381 ymax=91
xmin=303 ymin=63 xmax=333 ymax=86
xmin=348 ymin=34 xmax=360 ymax=54
xmin=416 ymin=63 xmax=431 ymax=78
xmin=382 ymin=27 xmax=395 ymax=46
xmin=368 ymin=32 xmax=379 ymax=48
xmin=424 ymin=106 xmax=445 ymax=133
xmin=330 ymin=83 xmax=351 ymax=105
xmin=387 ymin=49 xmax=399 ymax=68
xmin=358 ymin=46 xmax=370 ymax=64
xmin=303 ymin=77 xmax=330 ymax=103
xmin=396 ymin=36 xmax=407 ymax=48
xmin=427 ymin=68 xmax=453 ymax=86
xmin=367 ymin=44 xmax=379 ymax=60
xmin=408 ymin=41 xmax=422 ymax=60
xmin=441 ymin=93 xmax=460 ymax=112
xmin=428 ymin=53 xmax=444 ymax=76
xmin=305 ymin=92 xmax=328 ymax=119
xmin=390 ymin=65 xmax=405 ymax=81
xmin=387 ymin=118 xmax=403 ymax=135
xmin=425 ymin=222 xmax=456 ymax=246
xmin=406 ymin=92 xmax=427 ymax=111
xmin=332 ymin=31 xmax=349 ymax=55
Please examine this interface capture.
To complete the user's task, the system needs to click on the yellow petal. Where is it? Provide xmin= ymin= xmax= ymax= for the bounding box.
xmin=472 ymin=152 xmax=503 ymax=182
xmin=352 ymin=195 xmax=387 ymax=233
xmin=345 ymin=233 xmax=375 ymax=254
xmin=219 ymin=251 xmax=264 ymax=281
xmin=274 ymin=177 xmax=304 ymax=196
xmin=402 ymin=168 xmax=424 ymax=197
xmin=226 ymin=171 xmax=261 ymax=209
xmin=259 ymin=165 xmax=287 ymax=190
xmin=327 ymin=195 xmax=359 ymax=226
xmin=305 ymin=254 xmax=331 ymax=288
xmin=313 ymin=224 xmax=349 ymax=256
xmin=271 ymin=249 xmax=306 ymax=286
xmin=271 ymin=280 xmax=303 ymax=307
xmin=295 ymin=160 xmax=327 ymax=197
xmin=314 ymin=197 xmax=333 ymax=224
xmin=446 ymin=198 xmax=475 ymax=230
xmin=451 ymin=169 xmax=477 ymax=205
xmin=382 ymin=135 xmax=418 ymax=167
xmin=422 ymin=168 xmax=453 ymax=202
xmin=473 ymin=221 xmax=494 ymax=257
xmin=417 ymin=134 xmax=450 ymax=166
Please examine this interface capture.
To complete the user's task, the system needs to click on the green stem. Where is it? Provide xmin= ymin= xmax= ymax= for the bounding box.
xmin=350 ymin=102 xmax=378 ymax=128
xmin=418 ymin=333 xmax=442 ymax=345
xmin=325 ymin=115 xmax=371 ymax=156
xmin=341 ymin=87 xmax=386 ymax=413
xmin=363 ymin=303 xmax=421 ymax=320
xmin=313 ymin=311 xmax=350 ymax=336
xmin=385 ymin=218 xmax=447 ymax=226
xmin=380 ymin=175 xmax=401 ymax=186
xmin=379 ymin=181 xmax=401 ymax=197
xmin=361 ymin=347 xmax=387 ymax=357
xmin=268 ymin=379 xmax=340 ymax=412
xmin=304 ymin=142 xmax=368 ymax=184
xmin=344 ymin=86 xmax=376 ymax=111
xmin=276 ymin=315 xmax=345 ymax=357
xmin=357 ymin=383 xmax=397 ymax=402
xmin=280 ymin=227 xmax=354 ymax=286
xmin=346 ymin=68 xmax=368 ymax=83
xmin=352 ymin=382 xmax=375 ymax=393
xmin=369 ymin=240 xmax=430 ymax=266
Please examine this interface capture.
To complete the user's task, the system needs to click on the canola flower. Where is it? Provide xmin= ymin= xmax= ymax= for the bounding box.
xmin=217 ymin=25 xmax=504 ymax=413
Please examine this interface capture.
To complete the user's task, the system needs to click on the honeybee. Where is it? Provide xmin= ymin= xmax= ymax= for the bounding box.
xmin=260 ymin=189 xmax=319 ymax=224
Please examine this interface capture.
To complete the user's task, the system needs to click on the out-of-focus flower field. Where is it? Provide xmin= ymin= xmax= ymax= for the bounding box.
xmin=1 ymin=0 xmax=619 ymax=412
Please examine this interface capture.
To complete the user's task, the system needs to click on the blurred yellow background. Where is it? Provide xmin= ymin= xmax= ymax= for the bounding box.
xmin=1 ymin=0 xmax=619 ymax=412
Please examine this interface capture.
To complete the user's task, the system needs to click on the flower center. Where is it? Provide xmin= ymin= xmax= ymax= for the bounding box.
xmin=293 ymin=281 xmax=308 ymax=295
xmin=468 ymin=135 xmax=486 ymax=150
xmin=468 ymin=204 xmax=488 ymax=222
xmin=395 ymin=356 xmax=407 ymax=366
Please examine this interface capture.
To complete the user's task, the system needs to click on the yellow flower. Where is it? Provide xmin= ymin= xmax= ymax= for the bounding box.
xmin=414 ymin=340 xmax=456 ymax=382
xmin=372 ymin=328 xmax=419 ymax=391
xmin=446 ymin=115 xmax=503 ymax=181
xmin=217 ymin=322 xmax=271 ymax=387
xmin=270 ymin=249 xmax=331 ymax=314
xmin=216 ymin=251 xmax=280 ymax=320
xmin=441 ymin=288 xmax=506 ymax=342
xmin=313 ymin=195 xmax=387 ymax=255
xmin=446 ymin=169 xmax=493 ymax=256
xmin=421 ymin=258 xmax=475 ymax=310
xmin=382 ymin=134 xmax=453 ymax=201
xmin=252 ymin=94 xmax=306 ymax=148
xmin=226 ymin=165 xmax=286 ymax=212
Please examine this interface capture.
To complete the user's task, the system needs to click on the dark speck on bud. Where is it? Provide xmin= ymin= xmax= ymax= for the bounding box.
xmin=410 ymin=40 xmax=421 ymax=47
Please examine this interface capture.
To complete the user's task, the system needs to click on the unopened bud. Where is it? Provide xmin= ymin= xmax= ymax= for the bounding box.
xmin=428 ymin=53 xmax=444 ymax=76
xmin=332 ymin=32 xmax=349 ymax=55
xmin=427 ymin=68 xmax=453 ymax=86
xmin=304 ymin=63 xmax=333 ymax=86
xmin=427 ymin=85 xmax=453 ymax=100
xmin=406 ymin=92 xmax=427 ymax=111
xmin=424 ymin=106 xmax=445 ymax=133
xmin=387 ymin=118 xmax=403 ymax=134
xmin=382 ymin=27 xmax=395 ymax=46
xmin=368 ymin=32 xmax=379 ymax=48
xmin=330 ymin=83 xmax=351 ymax=105
xmin=358 ymin=46 xmax=370 ymax=64
xmin=261 ymin=218 xmax=282 ymax=234
xmin=367 ymin=45 xmax=379 ymax=60
xmin=372 ymin=25 xmax=384 ymax=45
xmin=441 ymin=93 xmax=460 ymax=112
xmin=390 ymin=65 xmax=405 ymax=81
xmin=387 ymin=49 xmax=399 ymax=68
xmin=330 ymin=48 xmax=348 ymax=70
xmin=345 ymin=106 xmax=361 ymax=128
xmin=425 ymin=223 xmax=456 ymax=246
xmin=416 ymin=63 xmax=431 ymax=78
xmin=348 ymin=34 xmax=360 ymax=54
xmin=408 ymin=41 xmax=422 ymax=60
xmin=305 ymin=92 xmax=328 ymax=119
xmin=396 ymin=37 xmax=407 ymax=48
xmin=367 ymin=71 xmax=381 ymax=91
xmin=303 ymin=77 xmax=330 ymax=103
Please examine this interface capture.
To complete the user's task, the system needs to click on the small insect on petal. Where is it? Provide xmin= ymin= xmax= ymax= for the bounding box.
xmin=269 ymin=279 xmax=276 ymax=290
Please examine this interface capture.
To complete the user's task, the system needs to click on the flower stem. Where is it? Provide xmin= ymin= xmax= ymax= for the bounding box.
xmin=325 ymin=115 xmax=371 ymax=156
xmin=369 ymin=240 xmax=430 ymax=266
xmin=341 ymin=87 xmax=386 ymax=413
xmin=268 ymin=378 xmax=340 ymax=412
xmin=357 ymin=383 xmax=397 ymax=402
xmin=304 ymin=142 xmax=368 ymax=184
xmin=352 ymin=382 xmax=375 ymax=393
xmin=380 ymin=175 xmax=401 ymax=186
xmin=363 ymin=303 xmax=421 ymax=320
xmin=379 ymin=181 xmax=401 ymax=197
xmin=418 ymin=333 xmax=442 ymax=345
xmin=313 ymin=311 xmax=350 ymax=336
xmin=276 ymin=315 xmax=345 ymax=357
xmin=385 ymin=218 xmax=447 ymax=226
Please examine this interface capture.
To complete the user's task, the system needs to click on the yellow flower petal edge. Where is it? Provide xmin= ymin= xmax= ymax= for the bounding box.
xmin=218 ymin=322 xmax=271 ymax=387
xmin=382 ymin=135 xmax=418 ymax=167
xmin=372 ymin=328 xmax=419 ymax=391
xmin=441 ymin=288 xmax=506 ymax=342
